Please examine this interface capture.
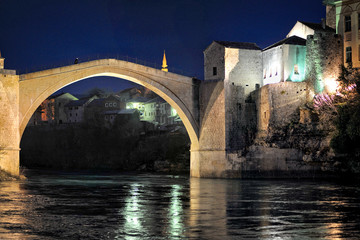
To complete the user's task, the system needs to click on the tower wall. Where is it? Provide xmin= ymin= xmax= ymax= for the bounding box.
xmin=306 ymin=32 xmax=343 ymax=93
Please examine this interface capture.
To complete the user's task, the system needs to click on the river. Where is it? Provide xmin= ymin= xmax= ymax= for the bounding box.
xmin=0 ymin=170 xmax=359 ymax=239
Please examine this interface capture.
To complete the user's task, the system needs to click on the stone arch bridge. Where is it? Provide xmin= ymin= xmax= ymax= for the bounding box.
xmin=0 ymin=59 xmax=233 ymax=178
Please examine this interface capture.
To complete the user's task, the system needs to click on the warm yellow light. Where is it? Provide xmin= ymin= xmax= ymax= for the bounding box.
xmin=324 ymin=78 xmax=339 ymax=93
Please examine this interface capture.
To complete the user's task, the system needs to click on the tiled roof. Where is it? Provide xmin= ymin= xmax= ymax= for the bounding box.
xmin=126 ymin=97 xmax=150 ymax=103
xmin=214 ymin=41 xmax=261 ymax=50
xmin=299 ymin=21 xmax=335 ymax=32
xmin=263 ymin=35 xmax=307 ymax=51
xmin=65 ymin=99 xmax=89 ymax=107
xmin=87 ymin=98 xmax=105 ymax=107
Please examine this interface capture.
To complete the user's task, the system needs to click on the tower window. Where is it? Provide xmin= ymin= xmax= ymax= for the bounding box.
xmin=213 ymin=67 xmax=217 ymax=76
xmin=345 ymin=15 xmax=351 ymax=32
xmin=358 ymin=13 xmax=360 ymax=29
xmin=346 ymin=46 xmax=352 ymax=63
xmin=294 ymin=65 xmax=299 ymax=75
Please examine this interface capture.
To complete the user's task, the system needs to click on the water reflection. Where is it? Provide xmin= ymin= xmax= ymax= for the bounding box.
xmin=122 ymin=183 xmax=143 ymax=239
xmin=0 ymin=171 xmax=359 ymax=239
xmin=168 ymin=185 xmax=184 ymax=238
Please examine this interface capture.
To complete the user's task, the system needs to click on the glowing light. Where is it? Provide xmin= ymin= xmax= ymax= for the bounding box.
xmin=323 ymin=78 xmax=339 ymax=93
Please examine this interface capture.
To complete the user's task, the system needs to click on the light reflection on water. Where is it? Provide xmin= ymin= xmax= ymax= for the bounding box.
xmin=0 ymin=170 xmax=359 ymax=239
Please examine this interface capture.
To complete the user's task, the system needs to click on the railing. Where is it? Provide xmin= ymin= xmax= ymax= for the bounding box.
xmin=17 ymin=53 xmax=197 ymax=77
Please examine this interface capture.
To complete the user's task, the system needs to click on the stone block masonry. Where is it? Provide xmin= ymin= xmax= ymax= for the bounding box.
xmin=0 ymin=72 xmax=20 ymax=176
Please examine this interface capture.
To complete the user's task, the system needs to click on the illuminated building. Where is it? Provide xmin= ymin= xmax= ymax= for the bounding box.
xmin=324 ymin=0 xmax=360 ymax=67
xmin=28 ymin=93 xmax=78 ymax=125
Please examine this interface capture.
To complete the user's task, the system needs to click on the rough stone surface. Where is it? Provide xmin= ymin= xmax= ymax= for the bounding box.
xmin=256 ymin=82 xmax=308 ymax=135
xmin=0 ymin=72 xmax=20 ymax=176
xmin=306 ymin=31 xmax=343 ymax=93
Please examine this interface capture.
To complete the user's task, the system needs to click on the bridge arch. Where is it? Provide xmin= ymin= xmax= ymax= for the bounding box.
xmin=19 ymin=59 xmax=199 ymax=150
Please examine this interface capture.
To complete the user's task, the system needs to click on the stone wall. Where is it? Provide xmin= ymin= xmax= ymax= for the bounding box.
xmin=224 ymin=48 xmax=262 ymax=96
xmin=326 ymin=5 xmax=336 ymax=29
xmin=227 ymin=146 xmax=323 ymax=178
xmin=224 ymin=48 xmax=262 ymax=152
xmin=306 ymin=31 xmax=343 ymax=93
xmin=256 ymin=82 xmax=308 ymax=135
xmin=0 ymin=72 xmax=20 ymax=176
xmin=203 ymin=42 xmax=225 ymax=81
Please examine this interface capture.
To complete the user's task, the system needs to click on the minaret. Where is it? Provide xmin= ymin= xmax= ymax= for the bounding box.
xmin=0 ymin=50 xmax=4 ymax=70
xmin=162 ymin=50 xmax=168 ymax=72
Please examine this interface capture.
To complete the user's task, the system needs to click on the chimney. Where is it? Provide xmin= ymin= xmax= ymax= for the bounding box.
xmin=321 ymin=18 xmax=326 ymax=29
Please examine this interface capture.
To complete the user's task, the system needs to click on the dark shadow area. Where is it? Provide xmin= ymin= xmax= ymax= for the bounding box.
xmin=20 ymin=78 xmax=190 ymax=173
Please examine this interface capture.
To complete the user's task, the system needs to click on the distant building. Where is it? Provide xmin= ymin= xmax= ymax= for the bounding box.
xmin=126 ymin=97 xmax=150 ymax=120
xmin=116 ymin=87 xmax=143 ymax=102
xmin=85 ymin=95 xmax=125 ymax=123
xmin=104 ymin=109 xmax=139 ymax=127
xmin=65 ymin=96 xmax=98 ymax=123
xmin=28 ymin=92 xmax=78 ymax=125
xmin=127 ymin=96 xmax=180 ymax=126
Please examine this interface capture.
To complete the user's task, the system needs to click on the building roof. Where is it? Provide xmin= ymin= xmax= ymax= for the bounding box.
xmin=298 ymin=21 xmax=335 ymax=32
xmin=65 ymin=99 xmax=89 ymax=107
xmin=263 ymin=35 xmax=307 ymax=51
xmin=87 ymin=98 xmax=105 ymax=107
xmin=214 ymin=41 xmax=261 ymax=50
xmin=104 ymin=109 xmax=138 ymax=115
xmin=49 ymin=92 xmax=77 ymax=100
xmin=145 ymin=96 xmax=166 ymax=104
xmin=126 ymin=97 xmax=150 ymax=103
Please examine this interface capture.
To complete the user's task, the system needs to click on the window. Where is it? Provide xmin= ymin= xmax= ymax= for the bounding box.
xmin=263 ymin=69 xmax=266 ymax=79
xmin=346 ymin=46 xmax=352 ymax=63
xmin=269 ymin=68 xmax=272 ymax=78
xmin=358 ymin=13 xmax=360 ymax=29
xmin=345 ymin=15 xmax=351 ymax=32
xmin=294 ymin=65 xmax=299 ymax=75
xmin=213 ymin=67 xmax=217 ymax=76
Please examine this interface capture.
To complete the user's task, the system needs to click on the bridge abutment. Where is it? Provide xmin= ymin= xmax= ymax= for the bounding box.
xmin=0 ymin=70 xmax=20 ymax=176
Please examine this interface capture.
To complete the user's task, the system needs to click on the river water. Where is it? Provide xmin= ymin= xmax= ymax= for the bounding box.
xmin=0 ymin=170 xmax=359 ymax=239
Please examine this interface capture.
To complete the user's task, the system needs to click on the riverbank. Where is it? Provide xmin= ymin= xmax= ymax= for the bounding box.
xmin=0 ymin=169 xmax=18 ymax=181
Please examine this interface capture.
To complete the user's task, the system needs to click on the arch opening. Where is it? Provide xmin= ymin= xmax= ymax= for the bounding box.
xmin=20 ymin=67 xmax=199 ymax=171
xmin=20 ymin=66 xmax=199 ymax=150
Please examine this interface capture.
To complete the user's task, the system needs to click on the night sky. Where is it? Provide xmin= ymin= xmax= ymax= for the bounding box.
xmin=0 ymin=0 xmax=325 ymax=95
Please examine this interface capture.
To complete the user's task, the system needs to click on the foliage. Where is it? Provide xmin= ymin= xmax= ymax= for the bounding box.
xmin=20 ymin=116 xmax=190 ymax=172
xmin=314 ymin=65 xmax=360 ymax=163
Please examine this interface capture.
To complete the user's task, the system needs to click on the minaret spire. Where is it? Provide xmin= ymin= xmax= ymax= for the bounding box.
xmin=162 ymin=50 xmax=168 ymax=72
xmin=0 ymin=50 xmax=4 ymax=70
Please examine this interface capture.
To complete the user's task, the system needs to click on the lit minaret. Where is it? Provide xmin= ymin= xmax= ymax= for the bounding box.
xmin=0 ymin=51 xmax=4 ymax=70
xmin=162 ymin=50 xmax=168 ymax=72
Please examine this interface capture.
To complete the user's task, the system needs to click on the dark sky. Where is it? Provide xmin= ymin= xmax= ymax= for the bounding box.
xmin=0 ymin=0 xmax=325 ymax=95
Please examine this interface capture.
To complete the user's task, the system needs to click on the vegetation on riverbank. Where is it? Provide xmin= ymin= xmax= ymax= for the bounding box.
xmin=20 ymin=115 xmax=190 ymax=173
xmin=255 ymin=65 xmax=360 ymax=174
